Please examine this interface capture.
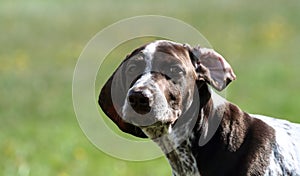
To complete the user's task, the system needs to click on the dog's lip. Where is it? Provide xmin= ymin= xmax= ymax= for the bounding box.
xmin=122 ymin=107 xmax=181 ymax=127
xmin=139 ymin=121 xmax=166 ymax=128
xmin=124 ymin=115 xmax=174 ymax=128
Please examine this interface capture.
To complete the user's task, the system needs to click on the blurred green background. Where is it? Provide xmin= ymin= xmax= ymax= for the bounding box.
xmin=1 ymin=0 xmax=300 ymax=175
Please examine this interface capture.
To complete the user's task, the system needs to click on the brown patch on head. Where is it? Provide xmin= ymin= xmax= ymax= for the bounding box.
xmin=153 ymin=73 xmax=182 ymax=113
xmin=150 ymin=41 xmax=198 ymax=113
xmin=154 ymin=41 xmax=196 ymax=74
xmin=155 ymin=41 xmax=188 ymax=58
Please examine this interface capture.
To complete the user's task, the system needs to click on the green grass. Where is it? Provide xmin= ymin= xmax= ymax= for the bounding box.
xmin=1 ymin=0 xmax=300 ymax=175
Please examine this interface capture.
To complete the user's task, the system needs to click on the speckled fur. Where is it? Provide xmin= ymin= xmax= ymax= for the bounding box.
xmin=99 ymin=40 xmax=300 ymax=176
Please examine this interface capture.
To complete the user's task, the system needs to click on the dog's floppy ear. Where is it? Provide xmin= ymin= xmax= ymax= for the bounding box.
xmin=188 ymin=45 xmax=236 ymax=91
xmin=98 ymin=59 xmax=147 ymax=138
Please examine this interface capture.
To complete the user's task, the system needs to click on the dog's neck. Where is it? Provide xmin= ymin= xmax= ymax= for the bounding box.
xmin=153 ymin=96 xmax=202 ymax=176
xmin=165 ymin=139 xmax=200 ymax=176
xmin=142 ymin=84 xmax=227 ymax=176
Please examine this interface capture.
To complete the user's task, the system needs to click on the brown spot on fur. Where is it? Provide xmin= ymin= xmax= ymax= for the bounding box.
xmin=192 ymin=102 xmax=275 ymax=175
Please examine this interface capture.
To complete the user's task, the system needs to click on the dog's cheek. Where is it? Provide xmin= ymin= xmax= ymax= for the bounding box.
xmin=178 ymin=77 xmax=195 ymax=112
xmin=166 ymin=83 xmax=182 ymax=111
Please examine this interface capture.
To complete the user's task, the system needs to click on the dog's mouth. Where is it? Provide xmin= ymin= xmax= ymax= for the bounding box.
xmin=122 ymin=112 xmax=179 ymax=127
xmin=122 ymin=103 xmax=181 ymax=127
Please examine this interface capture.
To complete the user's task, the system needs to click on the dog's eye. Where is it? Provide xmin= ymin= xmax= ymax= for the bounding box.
xmin=127 ymin=64 xmax=140 ymax=75
xmin=127 ymin=64 xmax=136 ymax=73
xmin=170 ymin=65 xmax=184 ymax=75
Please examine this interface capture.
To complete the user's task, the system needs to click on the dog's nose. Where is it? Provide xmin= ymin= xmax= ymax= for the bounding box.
xmin=128 ymin=90 xmax=152 ymax=114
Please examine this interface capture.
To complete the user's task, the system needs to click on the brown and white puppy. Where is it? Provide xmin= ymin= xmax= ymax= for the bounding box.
xmin=99 ymin=40 xmax=300 ymax=176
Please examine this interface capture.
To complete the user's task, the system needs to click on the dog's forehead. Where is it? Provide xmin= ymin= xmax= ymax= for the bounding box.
xmin=125 ymin=40 xmax=191 ymax=68
xmin=154 ymin=41 xmax=187 ymax=55
xmin=144 ymin=40 xmax=190 ymax=64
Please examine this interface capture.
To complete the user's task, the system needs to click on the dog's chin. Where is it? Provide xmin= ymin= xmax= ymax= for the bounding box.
xmin=123 ymin=114 xmax=176 ymax=127
xmin=122 ymin=108 xmax=180 ymax=128
xmin=122 ymin=112 xmax=180 ymax=139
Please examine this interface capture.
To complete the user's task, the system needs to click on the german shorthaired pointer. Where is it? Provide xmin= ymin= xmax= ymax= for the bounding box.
xmin=99 ymin=40 xmax=300 ymax=176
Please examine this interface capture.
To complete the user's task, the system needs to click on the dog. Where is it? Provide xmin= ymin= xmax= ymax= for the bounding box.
xmin=98 ymin=40 xmax=300 ymax=176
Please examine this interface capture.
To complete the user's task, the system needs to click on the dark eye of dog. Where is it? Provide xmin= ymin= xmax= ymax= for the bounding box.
xmin=127 ymin=63 xmax=143 ymax=75
xmin=127 ymin=64 xmax=137 ymax=73
xmin=170 ymin=65 xmax=185 ymax=76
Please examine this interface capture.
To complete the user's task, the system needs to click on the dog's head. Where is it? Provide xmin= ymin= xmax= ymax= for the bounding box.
xmin=99 ymin=40 xmax=236 ymax=138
